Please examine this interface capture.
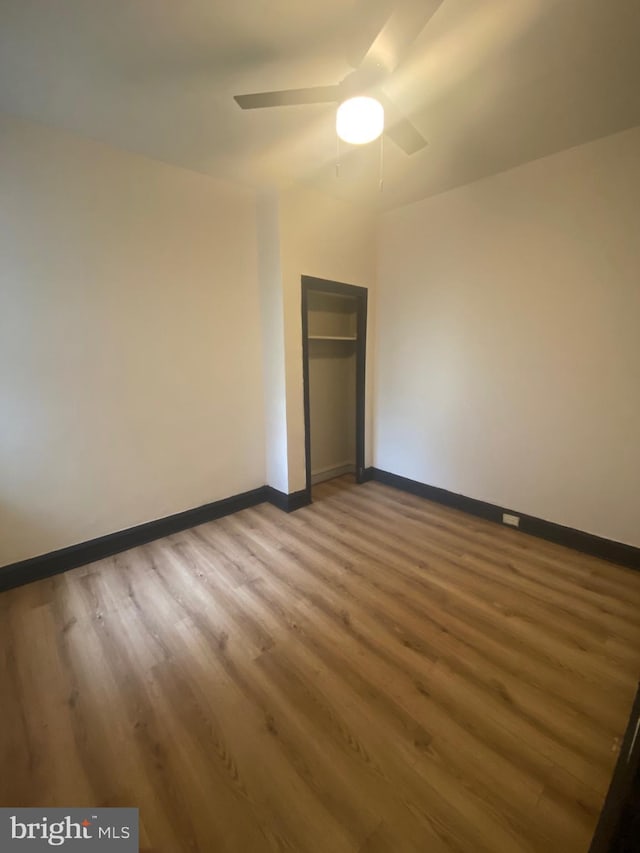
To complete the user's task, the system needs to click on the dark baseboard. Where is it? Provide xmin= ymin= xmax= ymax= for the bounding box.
xmin=589 ymin=682 xmax=640 ymax=853
xmin=4 ymin=466 xmax=634 ymax=593
xmin=0 ymin=482 xmax=314 ymax=593
xmin=366 ymin=468 xmax=640 ymax=571
xmin=266 ymin=487 xmax=311 ymax=513
xmin=0 ymin=486 xmax=269 ymax=593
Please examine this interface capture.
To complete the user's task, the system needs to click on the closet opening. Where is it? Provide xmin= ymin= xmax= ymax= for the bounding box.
xmin=301 ymin=276 xmax=368 ymax=501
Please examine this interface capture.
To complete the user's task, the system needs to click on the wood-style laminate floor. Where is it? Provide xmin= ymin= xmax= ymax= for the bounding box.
xmin=2 ymin=476 xmax=640 ymax=852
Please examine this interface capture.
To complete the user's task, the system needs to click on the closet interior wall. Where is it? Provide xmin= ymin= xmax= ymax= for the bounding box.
xmin=307 ymin=292 xmax=358 ymax=485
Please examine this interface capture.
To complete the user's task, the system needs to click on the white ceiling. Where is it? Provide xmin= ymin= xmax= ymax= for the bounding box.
xmin=1 ymin=0 xmax=639 ymax=209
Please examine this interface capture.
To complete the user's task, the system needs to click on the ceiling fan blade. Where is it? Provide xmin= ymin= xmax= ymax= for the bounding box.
xmin=385 ymin=119 xmax=427 ymax=155
xmin=378 ymin=92 xmax=427 ymax=154
xmin=347 ymin=0 xmax=394 ymax=69
xmin=358 ymin=0 xmax=445 ymax=74
xmin=234 ymin=86 xmax=340 ymax=110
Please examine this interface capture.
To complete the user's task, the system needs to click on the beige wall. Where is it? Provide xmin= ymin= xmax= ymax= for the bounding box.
xmin=0 ymin=115 xmax=265 ymax=567
xmin=375 ymin=126 xmax=640 ymax=547
xmin=256 ymin=192 xmax=289 ymax=494
xmin=279 ymin=187 xmax=376 ymax=492
xmin=3 ymin=113 xmax=635 ymax=566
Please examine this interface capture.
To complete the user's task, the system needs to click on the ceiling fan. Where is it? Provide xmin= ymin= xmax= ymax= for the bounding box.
xmin=233 ymin=0 xmax=444 ymax=155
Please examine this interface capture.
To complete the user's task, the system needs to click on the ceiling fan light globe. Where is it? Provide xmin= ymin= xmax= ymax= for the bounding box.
xmin=336 ymin=96 xmax=384 ymax=145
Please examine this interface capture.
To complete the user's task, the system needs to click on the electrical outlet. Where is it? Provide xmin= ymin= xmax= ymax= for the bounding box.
xmin=502 ymin=513 xmax=520 ymax=528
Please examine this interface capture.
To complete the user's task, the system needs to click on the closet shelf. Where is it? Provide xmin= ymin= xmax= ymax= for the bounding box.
xmin=308 ymin=335 xmax=357 ymax=341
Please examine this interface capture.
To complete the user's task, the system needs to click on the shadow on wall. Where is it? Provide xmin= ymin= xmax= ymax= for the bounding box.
xmin=0 ymin=500 xmax=63 ymax=569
